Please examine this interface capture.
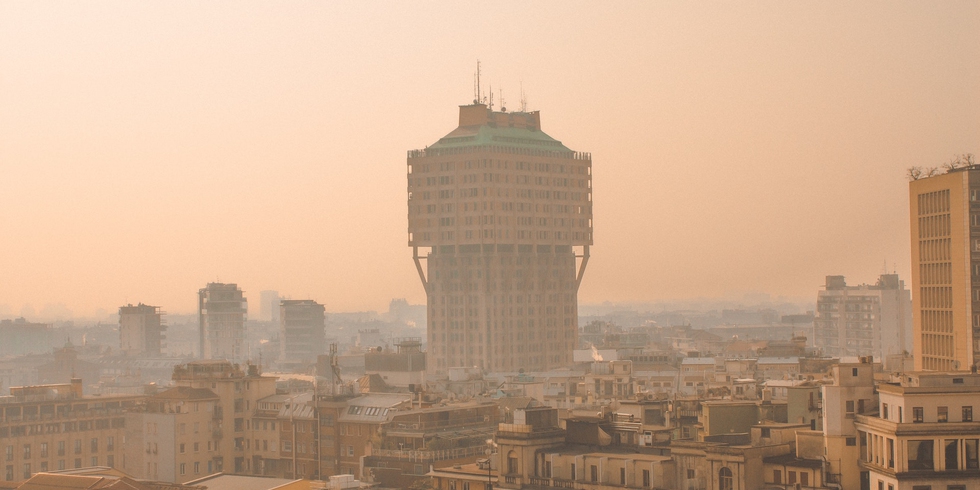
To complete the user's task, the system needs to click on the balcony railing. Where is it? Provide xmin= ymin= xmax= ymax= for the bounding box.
xmin=372 ymin=445 xmax=488 ymax=462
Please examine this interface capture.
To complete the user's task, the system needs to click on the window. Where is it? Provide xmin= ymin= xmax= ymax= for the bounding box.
xmin=908 ymin=440 xmax=935 ymax=470
xmin=180 ymin=443 xmax=185 ymax=454
xmin=3 ymin=447 xmax=9 ymax=462
xmin=846 ymin=437 xmax=857 ymax=446
xmin=5 ymin=466 xmax=12 ymax=482
xmin=106 ymin=455 xmax=113 ymax=468
xmin=74 ymin=440 xmax=81 ymax=455
xmin=964 ymin=406 xmax=973 ymax=422
xmin=22 ymin=445 xmax=29 ymax=460
xmin=718 ymin=467 xmax=733 ymax=490
xmin=939 ymin=406 xmax=948 ymax=423
xmin=90 ymin=457 xmax=97 ymax=467
xmin=687 ymin=469 xmax=695 ymax=479
xmin=966 ymin=439 xmax=979 ymax=469
xmin=899 ymin=406 xmax=904 ymax=423
xmin=773 ymin=469 xmax=782 ymax=483
xmin=800 ymin=472 xmax=809 ymax=486
xmin=788 ymin=471 xmax=797 ymax=484
xmin=22 ymin=464 xmax=30 ymax=480
xmin=194 ymin=462 xmax=200 ymax=474
xmin=58 ymin=441 xmax=65 ymax=456
xmin=852 ymin=368 xmax=859 ymax=376
xmin=40 ymin=443 xmax=48 ymax=458
xmin=590 ymin=465 xmax=598 ymax=482
xmin=107 ymin=437 xmax=113 ymax=451
xmin=91 ymin=438 xmax=98 ymax=452
xmin=643 ymin=469 xmax=650 ymax=487
xmin=846 ymin=400 xmax=855 ymax=416
xmin=620 ymin=467 xmax=626 ymax=485
xmin=570 ymin=464 xmax=576 ymax=480
xmin=913 ymin=407 xmax=924 ymax=423
xmin=945 ymin=440 xmax=958 ymax=470
xmin=179 ymin=463 xmax=185 ymax=475
xmin=882 ymin=403 xmax=889 ymax=420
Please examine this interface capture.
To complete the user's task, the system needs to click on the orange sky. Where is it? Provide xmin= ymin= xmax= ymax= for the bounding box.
xmin=1 ymin=2 xmax=978 ymax=318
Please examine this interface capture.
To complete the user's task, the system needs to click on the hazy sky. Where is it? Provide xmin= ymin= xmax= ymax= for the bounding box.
xmin=1 ymin=2 xmax=978 ymax=318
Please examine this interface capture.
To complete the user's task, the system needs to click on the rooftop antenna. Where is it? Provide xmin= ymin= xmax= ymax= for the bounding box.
xmin=473 ymin=60 xmax=482 ymax=105
xmin=488 ymin=79 xmax=494 ymax=110
xmin=519 ymin=82 xmax=528 ymax=112
xmin=500 ymin=88 xmax=505 ymax=112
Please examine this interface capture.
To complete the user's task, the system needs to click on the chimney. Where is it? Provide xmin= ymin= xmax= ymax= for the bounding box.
xmin=70 ymin=378 xmax=83 ymax=398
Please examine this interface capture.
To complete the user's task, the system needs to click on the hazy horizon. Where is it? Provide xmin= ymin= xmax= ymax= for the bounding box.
xmin=2 ymin=2 xmax=978 ymax=319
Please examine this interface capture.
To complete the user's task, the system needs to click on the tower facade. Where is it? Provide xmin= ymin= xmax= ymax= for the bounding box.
xmin=909 ymin=167 xmax=980 ymax=371
xmin=408 ymin=103 xmax=592 ymax=374
xmin=279 ymin=299 xmax=326 ymax=366
xmin=119 ymin=303 xmax=166 ymax=357
xmin=198 ymin=283 xmax=247 ymax=361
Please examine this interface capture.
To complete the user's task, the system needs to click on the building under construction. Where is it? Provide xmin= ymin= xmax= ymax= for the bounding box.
xmin=198 ymin=283 xmax=247 ymax=361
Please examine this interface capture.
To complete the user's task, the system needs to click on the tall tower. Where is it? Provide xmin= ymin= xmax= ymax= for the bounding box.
xmin=119 ymin=303 xmax=166 ymax=357
xmin=198 ymin=283 xmax=247 ymax=361
xmin=279 ymin=299 xmax=326 ymax=366
xmin=408 ymin=102 xmax=592 ymax=374
xmin=909 ymin=167 xmax=980 ymax=371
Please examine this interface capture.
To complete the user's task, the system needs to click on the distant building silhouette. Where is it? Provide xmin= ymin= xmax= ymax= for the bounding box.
xmin=812 ymin=274 xmax=912 ymax=360
xmin=118 ymin=303 xmax=166 ymax=357
xmin=407 ymin=102 xmax=592 ymax=374
xmin=279 ymin=299 xmax=326 ymax=366
xmin=197 ymin=283 xmax=247 ymax=361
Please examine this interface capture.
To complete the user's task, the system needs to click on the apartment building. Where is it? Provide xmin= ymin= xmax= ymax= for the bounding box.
xmin=813 ymin=274 xmax=912 ymax=360
xmin=198 ymin=283 xmax=247 ymax=361
xmin=856 ymin=372 xmax=980 ymax=490
xmin=122 ymin=386 xmax=221 ymax=483
xmin=0 ymin=380 xmax=140 ymax=482
xmin=118 ymin=304 xmax=166 ymax=357
xmin=279 ymin=300 xmax=326 ymax=367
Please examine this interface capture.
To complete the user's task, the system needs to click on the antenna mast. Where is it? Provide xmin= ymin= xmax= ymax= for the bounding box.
xmin=474 ymin=60 xmax=482 ymax=105
xmin=519 ymin=82 xmax=528 ymax=112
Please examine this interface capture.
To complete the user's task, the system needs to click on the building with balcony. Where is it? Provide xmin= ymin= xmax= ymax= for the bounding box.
xmin=855 ymin=372 xmax=980 ymax=490
xmin=198 ymin=283 xmax=247 ymax=362
xmin=812 ymin=274 xmax=912 ymax=360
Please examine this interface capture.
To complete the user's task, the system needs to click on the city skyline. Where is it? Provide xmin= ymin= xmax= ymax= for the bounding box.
xmin=2 ymin=2 xmax=978 ymax=318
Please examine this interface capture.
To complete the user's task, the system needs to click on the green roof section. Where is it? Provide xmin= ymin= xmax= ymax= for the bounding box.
xmin=429 ymin=124 xmax=572 ymax=152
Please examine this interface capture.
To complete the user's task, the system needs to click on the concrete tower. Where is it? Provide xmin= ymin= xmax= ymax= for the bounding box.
xmin=198 ymin=283 xmax=247 ymax=361
xmin=119 ymin=303 xmax=166 ymax=357
xmin=408 ymin=102 xmax=592 ymax=374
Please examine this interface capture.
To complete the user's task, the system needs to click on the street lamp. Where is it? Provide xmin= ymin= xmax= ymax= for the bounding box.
xmin=485 ymin=438 xmax=496 ymax=490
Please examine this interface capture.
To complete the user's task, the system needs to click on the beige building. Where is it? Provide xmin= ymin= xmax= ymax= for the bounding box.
xmin=856 ymin=372 xmax=980 ymax=490
xmin=198 ymin=283 xmax=248 ymax=362
xmin=170 ymin=361 xmax=277 ymax=476
xmin=119 ymin=304 xmax=166 ymax=357
xmin=909 ymin=167 xmax=980 ymax=371
xmin=813 ymin=274 xmax=913 ymax=360
xmin=407 ymin=102 xmax=593 ymax=374
xmin=0 ymin=380 xmax=141 ymax=482
xmin=122 ymin=386 xmax=221 ymax=483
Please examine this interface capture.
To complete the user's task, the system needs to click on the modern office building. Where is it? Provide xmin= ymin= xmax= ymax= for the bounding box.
xmin=812 ymin=274 xmax=912 ymax=360
xmin=118 ymin=304 xmax=166 ymax=357
xmin=407 ymin=102 xmax=592 ymax=374
xmin=278 ymin=300 xmax=326 ymax=366
xmin=198 ymin=283 xmax=247 ymax=361
xmin=909 ymin=168 xmax=980 ymax=371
